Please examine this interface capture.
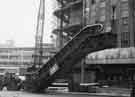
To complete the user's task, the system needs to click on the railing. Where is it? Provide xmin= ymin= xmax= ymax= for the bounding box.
xmin=25 ymin=24 xmax=117 ymax=92
xmin=39 ymin=24 xmax=104 ymax=75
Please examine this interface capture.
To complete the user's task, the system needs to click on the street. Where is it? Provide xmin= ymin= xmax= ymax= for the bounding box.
xmin=0 ymin=91 xmax=91 ymax=97
xmin=0 ymin=91 xmax=94 ymax=97
xmin=0 ymin=91 xmax=58 ymax=97
xmin=0 ymin=91 xmax=130 ymax=97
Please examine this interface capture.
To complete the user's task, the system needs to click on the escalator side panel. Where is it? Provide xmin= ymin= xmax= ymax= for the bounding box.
xmin=29 ymin=24 xmax=117 ymax=92
xmin=39 ymin=24 xmax=103 ymax=75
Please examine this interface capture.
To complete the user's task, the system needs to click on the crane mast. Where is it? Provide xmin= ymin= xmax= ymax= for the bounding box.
xmin=34 ymin=0 xmax=45 ymax=69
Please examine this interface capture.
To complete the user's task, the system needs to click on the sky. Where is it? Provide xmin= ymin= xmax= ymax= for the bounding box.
xmin=0 ymin=0 xmax=56 ymax=47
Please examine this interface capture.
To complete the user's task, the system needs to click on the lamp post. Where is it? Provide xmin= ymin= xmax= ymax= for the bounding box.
xmin=59 ymin=0 xmax=64 ymax=50
xmin=111 ymin=0 xmax=117 ymax=33
xmin=111 ymin=0 xmax=121 ymax=47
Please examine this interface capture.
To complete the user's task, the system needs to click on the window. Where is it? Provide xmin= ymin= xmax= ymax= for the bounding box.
xmin=122 ymin=24 xmax=128 ymax=32
xmin=121 ymin=40 xmax=129 ymax=47
xmin=100 ymin=0 xmax=105 ymax=2
xmin=91 ymin=11 xmax=96 ymax=17
xmin=121 ymin=2 xmax=128 ymax=10
xmin=122 ymin=17 xmax=128 ymax=25
xmin=121 ymin=32 xmax=130 ymax=47
xmin=9 ymin=55 xmax=19 ymax=59
xmin=122 ymin=32 xmax=129 ymax=39
xmin=99 ymin=15 xmax=106 ymax=22
xmin=105 ymin=26 xmax=111 ymax=32
xmin=91 ymin=0 xmax=95 ymax=5
xmin=63 ymin=12 xmax=70 ymax=23
xmin=121 ymin=10 xmax=129 ymax=18
xmin=121 ymin=0 xmax=128 ymax=2
xmin=100 ymin=2 xmax=106 ymax=8
xmin=0 ymin=56 xmax=8 ymax=59
xmin=100 ymin=9 xmax=105 ymax=15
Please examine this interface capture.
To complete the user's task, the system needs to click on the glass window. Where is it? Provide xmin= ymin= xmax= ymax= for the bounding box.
xmin=122 ymin=32 xmax=129 ymax=40
xmin=105 ymin=26 xmax=111 ymax=32
xmin=121 ymin=32 xmax=130 ymax=47
xmin=121 ymin=10 xmax=129 ymax=18
xmin=100 ymin=9 xmax=105 ymax=15
xmin=121 ymin=0 xmax=128 ymax=2
xmin=100 ymin=0 xmax=105 ymax=2
xmin=121 ymin=40 xmax=129 ymax=47
xmin=122 ymin=17 xmax=128 ymax=25
xmin=91 ymin=11 xmax=96 ymax=17
xmin=100 ymin=2 xmax=106 ymax=8
xmin=122 ymin=24 xmax=128 ymax=32
xmin=9 ymin=55 xmax=19 ymax=59
xmin=99 ymin=15 xmax=106 ymax=22
xmin=0 ymin=56 xmax=8 ymax=59
xmin=91 ymin=0 xmax=95 ymax=4
xmin=120 ymin=2 xmax=128 ymax=10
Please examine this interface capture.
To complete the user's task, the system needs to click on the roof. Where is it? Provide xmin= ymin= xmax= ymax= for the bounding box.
xmin=86 ymin=47 xmax=135 ymax=64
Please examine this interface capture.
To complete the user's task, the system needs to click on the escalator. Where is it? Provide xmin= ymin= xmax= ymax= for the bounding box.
xmin=24 ymin=24 xmax=117 ymax=92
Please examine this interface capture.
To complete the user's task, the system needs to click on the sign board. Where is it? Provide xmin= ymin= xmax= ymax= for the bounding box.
xmin=49 ymin=64 xmax=59 ymax=75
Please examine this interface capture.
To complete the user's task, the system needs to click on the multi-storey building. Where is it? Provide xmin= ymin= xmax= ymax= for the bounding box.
xmin=89 ymin=0 xmax=135 ymax=47
xmin=0 ymin=44 xmax=57 ymax=75
xmin=53 ymin=0 xmax=83 ymax=48
xmin=116 ymin=0 xmax=135 ymax=47
xmin=53 ymin=0 xmax=135 ymax=88
xmin=54 ymin=0 xmax=135 ymax=48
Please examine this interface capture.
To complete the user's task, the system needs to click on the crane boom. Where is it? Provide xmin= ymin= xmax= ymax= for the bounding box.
xmin=34 ymin=0 xmax=45 ymax=68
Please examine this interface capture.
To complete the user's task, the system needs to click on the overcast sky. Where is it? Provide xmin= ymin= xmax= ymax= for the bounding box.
xmin=0 ymin=0 xmax=56 ymax=47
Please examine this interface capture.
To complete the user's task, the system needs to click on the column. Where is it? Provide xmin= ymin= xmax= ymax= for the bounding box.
xmin=81 ymin=59 xmax=85 ymax=83
xmin=129 ymin=0 xmax=134 ymax=46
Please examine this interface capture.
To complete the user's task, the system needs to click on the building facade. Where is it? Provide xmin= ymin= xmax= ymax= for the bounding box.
xmin=0 ymin=44 xmax=57 ymax=75
xmin=53 ymin=0 xmax=83 ymax=48
xmin=53 ymin=0 xmax=135 ymax=88
xmin=54 ymin=0 xmax=135 ymax=48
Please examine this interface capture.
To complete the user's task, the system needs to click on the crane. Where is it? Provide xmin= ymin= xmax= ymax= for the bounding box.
xmin=33 ymin=0 xmax=45 ymax=69
xmin=23 ymin=0 xmax=45 ymax=91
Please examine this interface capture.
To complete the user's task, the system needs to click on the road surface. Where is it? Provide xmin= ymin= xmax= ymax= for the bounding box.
xmin=0 ymin=91 xmax=130 ymax=97
xmin=0 ymin=91 xmax=93 ymax=97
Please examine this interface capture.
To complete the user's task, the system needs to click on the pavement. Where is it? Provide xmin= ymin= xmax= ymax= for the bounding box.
xmin=0 ymin=90 xmax=130 ymax=97
xmin=47 ymin=91 xmax=130 ymax=97
xmin=0 ymin=91 xmax=47 ymax=97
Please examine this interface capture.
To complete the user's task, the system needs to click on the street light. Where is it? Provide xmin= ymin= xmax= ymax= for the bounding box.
xmin=111 ymin=0 xmax=117 ymax=33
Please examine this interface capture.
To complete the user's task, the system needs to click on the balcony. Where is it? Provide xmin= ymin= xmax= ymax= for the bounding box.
xmin=54 ymin=0 xmax=82 ymax=20
xmin=53 ymin=23 xmax=82 ymax=37
xmin=56 ymin=0 xmax=80 ymax=5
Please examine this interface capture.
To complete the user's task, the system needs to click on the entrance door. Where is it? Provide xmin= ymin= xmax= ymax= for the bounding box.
xmin=128 ymin=69 xmax=135 ymax=88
